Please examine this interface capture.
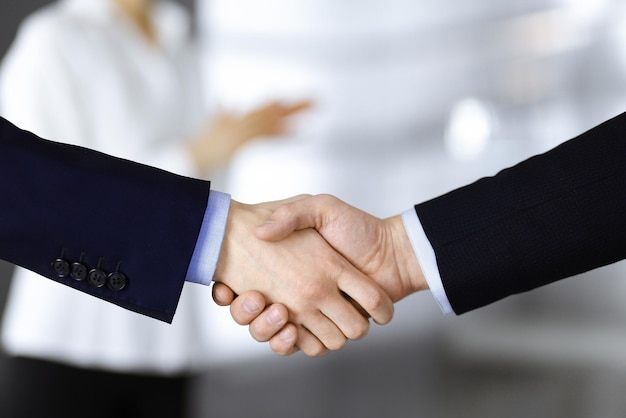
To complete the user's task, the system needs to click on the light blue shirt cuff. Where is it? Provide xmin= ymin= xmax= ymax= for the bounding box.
xmin=401 ymin=208 xmax=454 ymax=315
xmin=185 ymin=190 xmax=231 ymax=286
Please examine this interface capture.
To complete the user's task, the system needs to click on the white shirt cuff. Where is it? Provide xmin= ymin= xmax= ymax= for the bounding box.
xmin=401 ymin=208 xmax=454 ymax=314
xmin=185 ymin=190 xmax=231 ymax=286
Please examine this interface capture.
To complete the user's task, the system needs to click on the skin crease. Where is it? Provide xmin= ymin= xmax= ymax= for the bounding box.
xmin=213 ymin=194 xmax=429 ymax=355
xmin=212 ymin=198 xmax=395 ymax=357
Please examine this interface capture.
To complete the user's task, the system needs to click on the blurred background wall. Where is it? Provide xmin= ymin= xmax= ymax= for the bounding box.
xmin=2 ymin=1 xmax=626 ymax=417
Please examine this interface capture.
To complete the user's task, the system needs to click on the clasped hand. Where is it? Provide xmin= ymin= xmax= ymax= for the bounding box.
xmin=212 ymin=195 xmax=427 ymax=357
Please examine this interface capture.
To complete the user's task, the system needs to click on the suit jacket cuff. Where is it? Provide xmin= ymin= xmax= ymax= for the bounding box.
xmin=401 ymin=208 xmax=454 ymax=314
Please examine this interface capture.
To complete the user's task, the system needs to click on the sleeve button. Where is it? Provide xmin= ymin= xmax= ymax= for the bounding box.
xmin=88 ymin=269 xmax=107 ymax=288
xmin=51 ymin=259 xmax=70 ymax=278
xmin=107 ymin=272 xmax=127 ymax=291
xmin=70 ymin=262 xmax=88 ymax=281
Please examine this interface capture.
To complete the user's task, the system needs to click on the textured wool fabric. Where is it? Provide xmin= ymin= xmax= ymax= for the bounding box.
xmin=415 ymin=111 xmax=626 ymax=314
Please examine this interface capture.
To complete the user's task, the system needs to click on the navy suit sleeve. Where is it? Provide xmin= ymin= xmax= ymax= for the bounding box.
xmin=0 ymin=117 xmax=210 ymax=323
xmin=415 ymin=111 xmax=626 ymax=314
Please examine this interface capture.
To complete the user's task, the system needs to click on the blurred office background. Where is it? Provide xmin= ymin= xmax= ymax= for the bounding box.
xmin=2 ymin=0 xmax=626 ymax=417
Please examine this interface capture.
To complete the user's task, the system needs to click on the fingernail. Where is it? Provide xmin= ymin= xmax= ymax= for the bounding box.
xmin=266 ymin=307 xmax=283 ymax=325
xmin=279 ymin=327 xmax=294 ymax=341
xmin=243 ymin=297 xmax=261 ymax=313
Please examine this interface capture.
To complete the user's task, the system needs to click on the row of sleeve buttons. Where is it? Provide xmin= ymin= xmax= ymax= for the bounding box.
xmin=51 ymin=252 xmax=127 ymax=291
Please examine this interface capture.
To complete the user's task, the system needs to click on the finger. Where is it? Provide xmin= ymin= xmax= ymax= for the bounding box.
xmin=296 ymin=325 xmax=329 ymax=357
xmin=279 ymin=100 xmax=313 ymax=117
xmin=338 ymin=271 xmax=394 ymax=326
xmin=229 ymin=291 xmax=267 ymax=325
xmin=268 ymin=323 xmax=300 ymax=356
xmin=319 ymin=291 xmax=371 ymax=341
xmin=342 ymin=291 xmax=371 ymax=318
xmin=249 ymin=303 xmax=290 ymax=342
xmin=255 ymin=197 xmax=320 ymax=241
xmin=212 ymin=282 xmax=237 ymax=307
xmin=269 ymin=194 xmax=311 ymax=207
xmin=300 ymin=310 xmax=348 ymax=351
xmin=254 ymin=194 xmax=313 ymax=239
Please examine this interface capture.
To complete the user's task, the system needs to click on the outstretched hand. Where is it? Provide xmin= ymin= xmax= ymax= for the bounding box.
xmin=189 ymin=100 xmax=312 ymax=172
xmin=256 ymin=194 xmax=427 ymax=301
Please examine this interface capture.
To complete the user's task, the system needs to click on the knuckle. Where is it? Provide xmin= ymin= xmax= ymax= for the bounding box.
xmin=325 ymin=336 xmax=347 ymax=351
xmin=294 ymin=193 xmax=312 ymax=200
xmin=358 ymin=288 xmax=394 ymax=325
xmin=328 ymin=342 xmax=345 ymax=352
xmin=274 ymin=204 xmax=295 ymax=219
xmin=317 ymin=194 xmax=337 ymax=206
xmin=345 ymin=319 xmax=370 ymax=340
xmin=269 ymin=340 xmax=291 ymax=356
xmin=362 ymin=288 xmax=386 ymax=313
xmin=300 ymin=280 xmax=325 ymax=300
xmin=308 ymin=345 xmax=329 ymax=357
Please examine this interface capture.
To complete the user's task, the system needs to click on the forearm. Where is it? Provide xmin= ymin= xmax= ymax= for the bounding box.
xmin=0 ymin=117 xmax=210 ymax=322
xmin=414 ymin=111 xmax=626 ymax=314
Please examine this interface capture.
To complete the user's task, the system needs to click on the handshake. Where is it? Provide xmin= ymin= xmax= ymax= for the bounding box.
xmin=210 ymin=194 xmax=428 ymax=357
xmin=202 ymin=108 xmax=626 ymax=357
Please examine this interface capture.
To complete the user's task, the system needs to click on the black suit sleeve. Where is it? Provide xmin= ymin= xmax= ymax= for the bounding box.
xmin=0 ymin=117 xmax=210 ymax=323
xmin=415 ymin=111 xmax=626 ymax=314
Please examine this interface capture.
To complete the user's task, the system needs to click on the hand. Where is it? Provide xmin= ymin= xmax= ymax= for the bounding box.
xmin=213 ymin=197 xmax=394 ymax=356
xmin=189 ymin=100 xmax=312 ymax=172
xmin=256 ymin=194 xmax=428 ymax=302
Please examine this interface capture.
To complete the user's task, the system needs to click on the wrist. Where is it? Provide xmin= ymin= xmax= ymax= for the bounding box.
xmin=386 ymin=215 xmax=428 ymax=296
xmin=214 ymin=200 xmax=242 ymax=285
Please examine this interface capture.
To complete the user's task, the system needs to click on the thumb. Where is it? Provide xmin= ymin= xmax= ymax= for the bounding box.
xmin=255 ymin=197 xmax=320 ymax=241
xmin=212 ymin=282 xmax=236 ymax=306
